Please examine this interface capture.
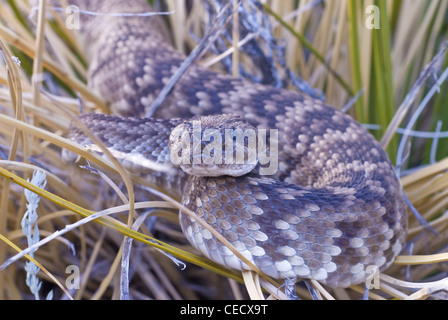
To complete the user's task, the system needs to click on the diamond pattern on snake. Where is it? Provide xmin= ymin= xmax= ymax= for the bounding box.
xmin=63 ymin=0 xmax=408 ymax=288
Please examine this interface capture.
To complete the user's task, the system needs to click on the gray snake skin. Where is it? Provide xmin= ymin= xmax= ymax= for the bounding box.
xmin=64 ymin=0 xmax=408 ymax=288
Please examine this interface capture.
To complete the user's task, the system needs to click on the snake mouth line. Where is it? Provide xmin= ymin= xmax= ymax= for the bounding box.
xmin=169 ymin=119 xmax=279 ymax=176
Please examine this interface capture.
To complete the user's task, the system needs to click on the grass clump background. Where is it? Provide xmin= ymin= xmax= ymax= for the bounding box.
xmin=0 ymin=0 xmax=447 ymax=300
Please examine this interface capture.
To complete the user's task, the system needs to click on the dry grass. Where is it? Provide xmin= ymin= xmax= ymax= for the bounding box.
xmin=0 ymin=0 xmax=447 ymax=300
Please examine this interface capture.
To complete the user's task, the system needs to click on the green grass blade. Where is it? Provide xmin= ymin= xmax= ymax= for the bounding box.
xmin=371 ymin=0 xmax=397 ymax=160
xmin=347 ymin=0 xmax=367 ymax=121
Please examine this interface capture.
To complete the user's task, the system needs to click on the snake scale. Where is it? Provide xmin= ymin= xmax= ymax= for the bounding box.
xmin=63 ymin=0 xmax=408 ymax=288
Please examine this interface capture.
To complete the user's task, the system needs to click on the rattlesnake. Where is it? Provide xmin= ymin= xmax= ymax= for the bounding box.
xmin=63 ymin=0 xmax=408 ymax=288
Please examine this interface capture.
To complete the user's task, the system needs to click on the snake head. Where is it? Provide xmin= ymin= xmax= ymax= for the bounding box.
xmin=169 ymin=115 xmax=259 ymax=177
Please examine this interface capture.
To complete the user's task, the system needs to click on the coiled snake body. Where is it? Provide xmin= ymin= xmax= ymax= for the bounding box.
xmin=65 ymin=0 xmax=408 ymax=288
